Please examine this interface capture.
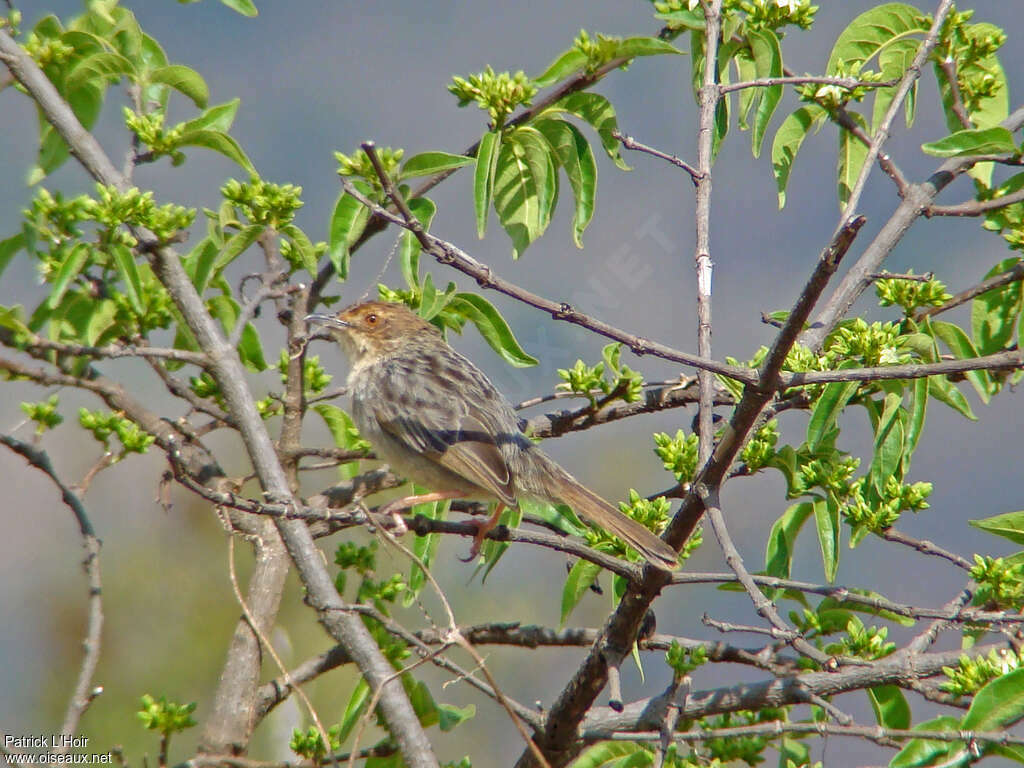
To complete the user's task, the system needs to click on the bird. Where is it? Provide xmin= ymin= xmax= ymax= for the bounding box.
xmin=305 ymin=300 xmax=679 ymax=571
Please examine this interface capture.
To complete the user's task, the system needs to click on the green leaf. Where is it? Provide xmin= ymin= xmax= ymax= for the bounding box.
xmin=400 ymin=197 xmax=436 ymax=289
xmin=962 ymin=668 xmax=1024 ymax=731
xmin=47 ymin=244 xmax=91 ymax=309
xmin=615 ymin=36 xmax=683 ymax=60
xmin=571 ymin=741 xmax=650 ymax=768
xmin=827 ymin=3 xmax=928 ymax=76
xmin=0 ymin=305 xmax=31 ymax=336
xmin=238 ymin=322 xmax=268 ymax=371
xmin=869 ymin=391 xmax=904 ymax=495
xmin=207 ymin=295 xmax=266 ymax=371
xmin=838 ymin=111 xmax=869 ymax=210
xmin=902 ymin=375 xmax=927 ymax=472
xmin=560 ymin=559 xmax=602 ymax=627
xmin=927 ymin=373 xmax=976 ymax=420
xmin=184 ymin=237 xmax=218 ymax=294
xmin=214 ymin=224 xmax=264 ymax=271
xmin=148 ymin=64 xmax=208 ymax=108
xmin=814 ymin=497 xmax=840 ymax=583
xmin=177 ymin=130 xmax=255 ymax=173
xmin=873 ymin=38 xmax=920 ymax=133
xmin=868 ymin=685 xmax=911 ymax=729
xmin=138 ymin=34 xmax=170 ymax=107
xmin=765 ymin=501 xmax=814 ymax=581
xmin=747 ymin=29 xmax=783 ymax=158
xmin=448 ymin=293 xmax=538 ymax=367
xmin=327 ymin=181 xmax=372 ymax=280
xmin=65 ymin=50 xmax=135 ymax=90
xmin=473 ymin=130 xmax=501 ymax=238
xmin=399 ymin=151 xmax=473 ymax=180
xmin=534 ymin=49 xmax=588 ymax=88
xmin=280 ymin=224 xmax=317 ymax=275
xmin=807 ymin=379 xmax=859 ymax=451
xmin=181 ymin=99 xmax=239 ymax=133
xmin=771 ymin=104 xmax=827 ymax=208
xmin=534 ymin=118 xmax=596 ymax=248
xmin=972 ymin=257 xmax=1023 ymax=356
xmin=337 ymin=678 xmax=370 ymax=743
xmin=545 ymin=92 xmax=629 ymax=170
xmin=889 ymin=715 xmax=961 ymax=768
xmin=418 ymin=275 xmax=457 ymax=321
xmin=312 ymin=404 xmax=364 ymax=480
xmin=111 ymin=244 xmax=144 ymax=315
xmin=437 ymin=703 xmax=475 ymax=732
xmin=929 ymin=319 xmax=990 ymax=402
xmin=219 ymin=0 xmax=258 ymax=16
xmin=970 ymin=511 xmax=1024 ymax=547
xmin=921 ymin=126 xmax=1017 ymax=158
xmin=493 ymin=126 xmax=557 ymax=259
xmin=405 ymin=490 xmax=449 ymax=604
xmin=0 ymin=234 xmax=25 ymax=280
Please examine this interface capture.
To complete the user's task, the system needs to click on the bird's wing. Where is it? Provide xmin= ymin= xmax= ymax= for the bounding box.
xmin=367 ymin=357 xmax=518 ymax=506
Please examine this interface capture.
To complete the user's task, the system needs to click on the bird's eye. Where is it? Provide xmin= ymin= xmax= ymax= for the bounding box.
xmin=365 ymin=313 xmax=378 ymax=325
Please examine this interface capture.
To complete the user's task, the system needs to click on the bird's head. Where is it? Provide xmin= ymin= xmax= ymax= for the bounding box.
xmin=305 ymin=300 xmax=439 ymax=361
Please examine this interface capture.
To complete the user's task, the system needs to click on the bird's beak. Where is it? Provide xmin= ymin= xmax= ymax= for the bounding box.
xmin=305 ymin=313 xmax=349 ymax=330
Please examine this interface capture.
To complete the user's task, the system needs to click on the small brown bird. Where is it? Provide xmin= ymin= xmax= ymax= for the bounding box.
xmin=306 ymin=301 xmax=678 ymax=571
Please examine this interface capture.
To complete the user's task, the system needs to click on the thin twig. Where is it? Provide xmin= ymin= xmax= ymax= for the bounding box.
xmin=611 ymin=129 xmax=701 ymax=183
xmin=0 ymin=435 xmax=105 ymax=743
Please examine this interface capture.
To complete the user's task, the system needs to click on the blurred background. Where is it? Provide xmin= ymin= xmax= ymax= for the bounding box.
xmin=1 ymin=1 xmax=1022 ymax=765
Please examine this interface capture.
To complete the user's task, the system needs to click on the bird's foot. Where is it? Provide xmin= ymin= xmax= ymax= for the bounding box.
xmin=459 ymin=503 xmax=505 ymax=562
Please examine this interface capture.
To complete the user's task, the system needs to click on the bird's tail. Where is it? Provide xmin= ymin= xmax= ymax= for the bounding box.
xmin=550 ymin=471 xmax=679 ymax=572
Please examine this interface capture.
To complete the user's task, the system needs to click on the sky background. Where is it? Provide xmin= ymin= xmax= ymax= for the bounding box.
xmin=2 ymin=1 xmax=1023 ymax=766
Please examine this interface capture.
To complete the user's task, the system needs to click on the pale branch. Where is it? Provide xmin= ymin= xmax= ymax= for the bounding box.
xmin=512 ymin=210 xmax=865 ymax=768
xmin=917 ymin=259 xmax=1024 ymax=321
xmin=308 ymin=40 xmax=675 ymax=305
xmin=867 ymin=271 xmax=935 ymax=282
xmin=514 ymin=378 xmax=693 ymax=410
xmin=904 ymin=589 xmax=974 ymax=656
xmin=579 ymin=640 xmax=1011 ymax=734
xmin=18 ymin=336 xmax=209 ymax=365
xmin=936 ymin=58 xmax=972 ymax=130
xmin=0 ymin=30 xmax=438 ymax=767
xmin=718 ymin=74 xmax=900 ymax=94
xmin=880 ymin=527 xmax=974 ymax=570
xmin=610 ymin=129 xmax=701 ymax=183
xmin=806 ymin=98 xmax=1024 ymax=350
xmin=338 ymin=173 xmax=754 ymax=383
xmin=145 ymin=358 xmax=234 ymax=428
xmin=780 ymin=350 xmax=1024 ymax=386
xmin=614 ymin=721 xmax=1024 ymax=749
xmin=169 ymin=451 xmax=646 ymax=577
xmin=690 ymin=0 xmax=722 ymax=480
xmin=0 ymin=435 xmax=103 ymax=742
xmin=837 ymin=0 xmax=955 ymax=224
xmin=702 ymin=488 xmax=832 ymax=666
xmin=676 ymin=572 xmax=1017 ymax=626
xmin=926 ymin=185 xmax=1024 ymax=217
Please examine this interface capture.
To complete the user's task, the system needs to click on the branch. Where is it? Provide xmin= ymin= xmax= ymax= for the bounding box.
xmin=0 ymin=435 xmax=103 ymax=742
xmin=308 ymin=41 xmax=673 ymax=304
xmin=580 ymin=640 xmax=1010 ymax=734
xmin=337 ymin=173 xmax=754 ymax=383
xmin=926 ymin=185 xmax=1024 ymax=217
xmin=781 ymin=350 xmax=1024 ymax=386
xmin=0 ymin=29 xmax=438 ymax=767
xmin=916 ymin=259 xmax=1024 ymax=321
xmin=611 ymin=129 xmax=701 ymax=183
xmin=719 ymin=75 xmax=900 ymax=94
xmin=513 ymin=212 xmax=864 ymax=767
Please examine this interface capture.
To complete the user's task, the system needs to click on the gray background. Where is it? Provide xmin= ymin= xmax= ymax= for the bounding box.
xmin=1 ymin=2 xmax=1022 ymax=765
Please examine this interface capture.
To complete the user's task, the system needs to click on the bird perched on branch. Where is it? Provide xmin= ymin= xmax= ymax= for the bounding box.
xmin=306 ymin=300 xmax=678 ymax=571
